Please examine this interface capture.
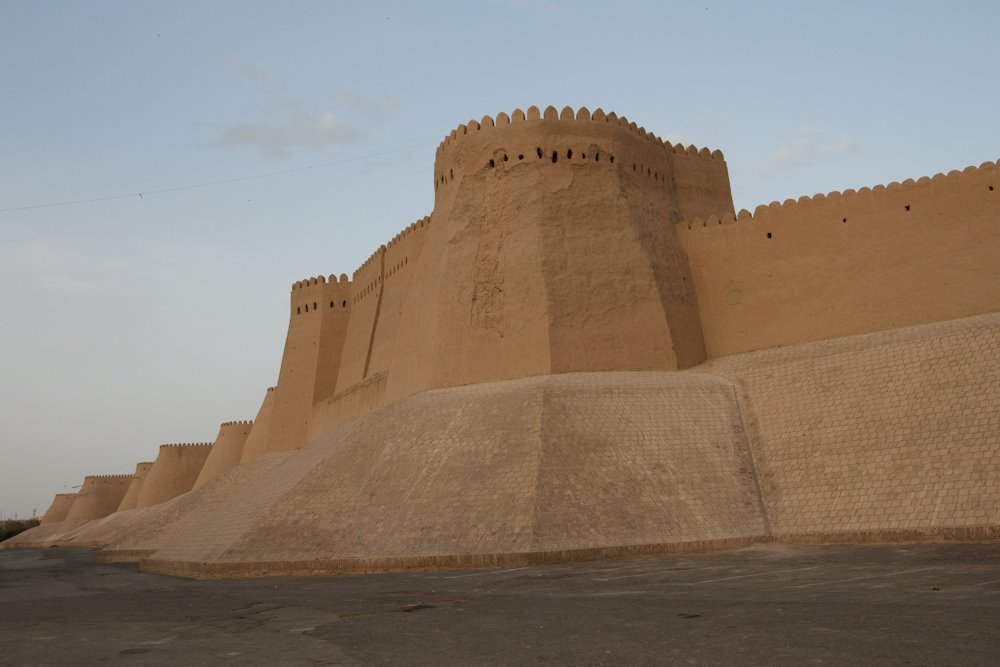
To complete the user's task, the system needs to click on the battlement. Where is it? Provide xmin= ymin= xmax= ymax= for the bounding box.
xmin=84 ymin=474 xmax=131 ymax=480
xmin=435 ymin=105 xmax=723 ymax=161
xmin=430 ymin=105 xmax=733 ymax=224
xmin=353 ymin=245 xmax=386 ymax=280
xmin=386 ymin=216 xmax=431 ymax=250
xmin=681 ymin=159 xmax=999 ymax=230
xmin=220 ymin=420 xmax=253 ymax=427
xmin=158 ymin=443 xmax=213 ymax=449
xmin=291 ymin=274 xmax=352 ymax=317
xmin=291 ymin=273 xmax=350 ymax=291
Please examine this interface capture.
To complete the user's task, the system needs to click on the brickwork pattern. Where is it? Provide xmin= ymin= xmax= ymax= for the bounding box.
xmin=704 ymin=313 xmax=1000 ymax=537
xmin=143 ymin=372 xmax=762 ymax=571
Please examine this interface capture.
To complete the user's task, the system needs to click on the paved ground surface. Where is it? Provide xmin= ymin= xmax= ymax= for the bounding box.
xmin=1 ymin=544 xmax=999 ymax=665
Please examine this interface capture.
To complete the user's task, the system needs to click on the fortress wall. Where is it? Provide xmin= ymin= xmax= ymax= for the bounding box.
xmin=384 ymin=106 xmax=732 ymax=404
xmin=334 ymin=249 xmax=384 ymax=393
xmin=309 ymin=277 xmax=352 ymax=405
xmin=257 ymin=276 xmax=352 ymax=458
xmin=92 ymin=452 xmax=295 ymax=562
xmin=239 ymin=387 xmax=276 ymax=463
xmin=365 ymin=217 xmax=432 ymax=379
xmin=192 ymin=421 xmax=252 ymax=490
xmin=61 ymin=475 xmax=132 ymax=530
xmin=135 ymin=444 xmax=213 ymax=509
xmin=671 ymin=149 xmax=736 ymax=221
xmin=679 ymin=160 xmax=1000 ymax=358
xmin=705 ymin=312 xmax=1000 ymax=537
xmin=144 ymin=371 xmax=765 ymax=576
xmin=307 ymin=371 xmax=387 ymax=440
xmin=116 ymin=461 xmax=155 ymax=512
xmin=41 ymin=493 xmax=77 ymax=524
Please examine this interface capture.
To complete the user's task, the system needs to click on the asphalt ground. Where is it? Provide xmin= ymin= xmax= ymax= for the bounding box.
xmin=1 ymin=543 xmax=998 ymax=665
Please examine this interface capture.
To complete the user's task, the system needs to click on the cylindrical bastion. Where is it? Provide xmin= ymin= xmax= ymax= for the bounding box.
xmin=61 ymin=475 xmax=132 ymax=530
xmin=135 ymin=444 xmax=214 ymax=509
xmin=41 ymin=493 xmax=78 ymax=525
xmin=193 ymin=421 xmax=253 ymax=490
xmin=116 ymin=461 xmax=156 ymax=512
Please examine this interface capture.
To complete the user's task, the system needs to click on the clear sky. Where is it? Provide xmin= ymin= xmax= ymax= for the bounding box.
xmin=2 ymin=1 xmax=998 ymax=519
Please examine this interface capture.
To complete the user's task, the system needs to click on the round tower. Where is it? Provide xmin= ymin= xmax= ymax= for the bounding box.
xmin=116 ymin=461 xmax=156 ymax=512
xmin=41 ymin=493 xmax=78 ymax=525
xmin=385 ymin=106 xmax=734 ymax=402
xmin=135 ymin=443 xmax=213 ymax=509
xmin=193 ymin=420 xmax=253 ymax=489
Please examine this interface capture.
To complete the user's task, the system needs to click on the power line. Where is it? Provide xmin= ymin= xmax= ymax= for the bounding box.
xmin=0 ymin=141 xmax=437 ymax=214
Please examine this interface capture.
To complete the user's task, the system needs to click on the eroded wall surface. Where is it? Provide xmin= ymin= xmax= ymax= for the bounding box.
xmin=382 ymin=106 xmax=732 ymax=405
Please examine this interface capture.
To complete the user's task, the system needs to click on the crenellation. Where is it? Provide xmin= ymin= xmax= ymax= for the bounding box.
xmin=679 ymin=157 xmax=1000 ymax=231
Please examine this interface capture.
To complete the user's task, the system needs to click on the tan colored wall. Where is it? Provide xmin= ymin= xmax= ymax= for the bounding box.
xmin=308 ymin=372 xmax=387 ymax=440
xmin=61 ymin=475 xmax=132 ymax=530
xmin=383 ymin=106 xmax=733 ymax=405
xmin=365 ymin=218 xmax=431 ymax=379
xmin=116 ymin=461 xmax=155 ymax=512
xmin=41 ymin=493 xmax=77 ymax=524
xmin=335 ymin=250 xmax=384 ymax=392
xmin=145 ymin=371 xmax=765 ymax=572
xmin=136 ymin=444 xmax=213 ymax=509
xmin=240 ymin=387 xmax=276 ymax=463
xmin=704 ymin=312 xmax=1000 ymax=536
xmin=679 ymin=160 xmax=1000 ymax=358
xmin=253 ymin=276 xmax=352 ymax=458
xmin=192 ymin=421 xmax=252 ymax=490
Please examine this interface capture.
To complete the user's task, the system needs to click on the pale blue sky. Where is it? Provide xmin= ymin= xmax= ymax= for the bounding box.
xmin=2 ymin=1 xmax=998 ymax=518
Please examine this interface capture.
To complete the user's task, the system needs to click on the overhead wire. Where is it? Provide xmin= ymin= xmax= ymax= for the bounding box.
xmin=0 ymin=141 xmax=437 ymax=214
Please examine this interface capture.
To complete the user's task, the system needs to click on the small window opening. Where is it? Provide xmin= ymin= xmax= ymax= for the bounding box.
xmin=581 ymin=153 xmax=586 ymax=159
xmin=905 ymin=205 xmax=911 ymax=211
xmin=297 ymin=306 xmax=301 ymax=314
xmin=632 ymin=163 xmax=636 ymax=171
xmin=609 ymin=155 xmax=615 ymax=163
xmin=304 ymin=304 xmax=309 ymax=312
xmin=842 ymin=218 xmax=848 ymax=223
xmin=503 ymin=154 xmax=508 ymax=162
xmin=449 ymin=169 xmax=454 ymax=179
xmin=342 ymin=300 xmax=347 ymax=307
xmin=766 ymin=232 xmax=773 ymax=239
xmin=536 ymin=147 xmax=543 ymax=159
xmin=313 ymin=302 xmax=317 ymax=310
xmin=330 ymin=301 xmax=335 ymax=308
xmin=595 ymin=153 xmax=600 ymax=161
xmin=488 ymin=159 xmax=495 ymax=168
xmin=567 ymin=149 xmax=573 ymax=159
xmin=989 ymin=185 xmax=994 ymax=191
xmin=518 ymin=154 xmax=524 ymax=160
xmin=551 ymin=151 xmax=558 ymax=163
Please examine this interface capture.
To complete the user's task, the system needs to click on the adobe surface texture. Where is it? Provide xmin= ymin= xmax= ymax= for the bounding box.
xmin=7 ymin=106 xmax=998 ymax=576
xmin=2 ymin=545 xmax=999 ymax=666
